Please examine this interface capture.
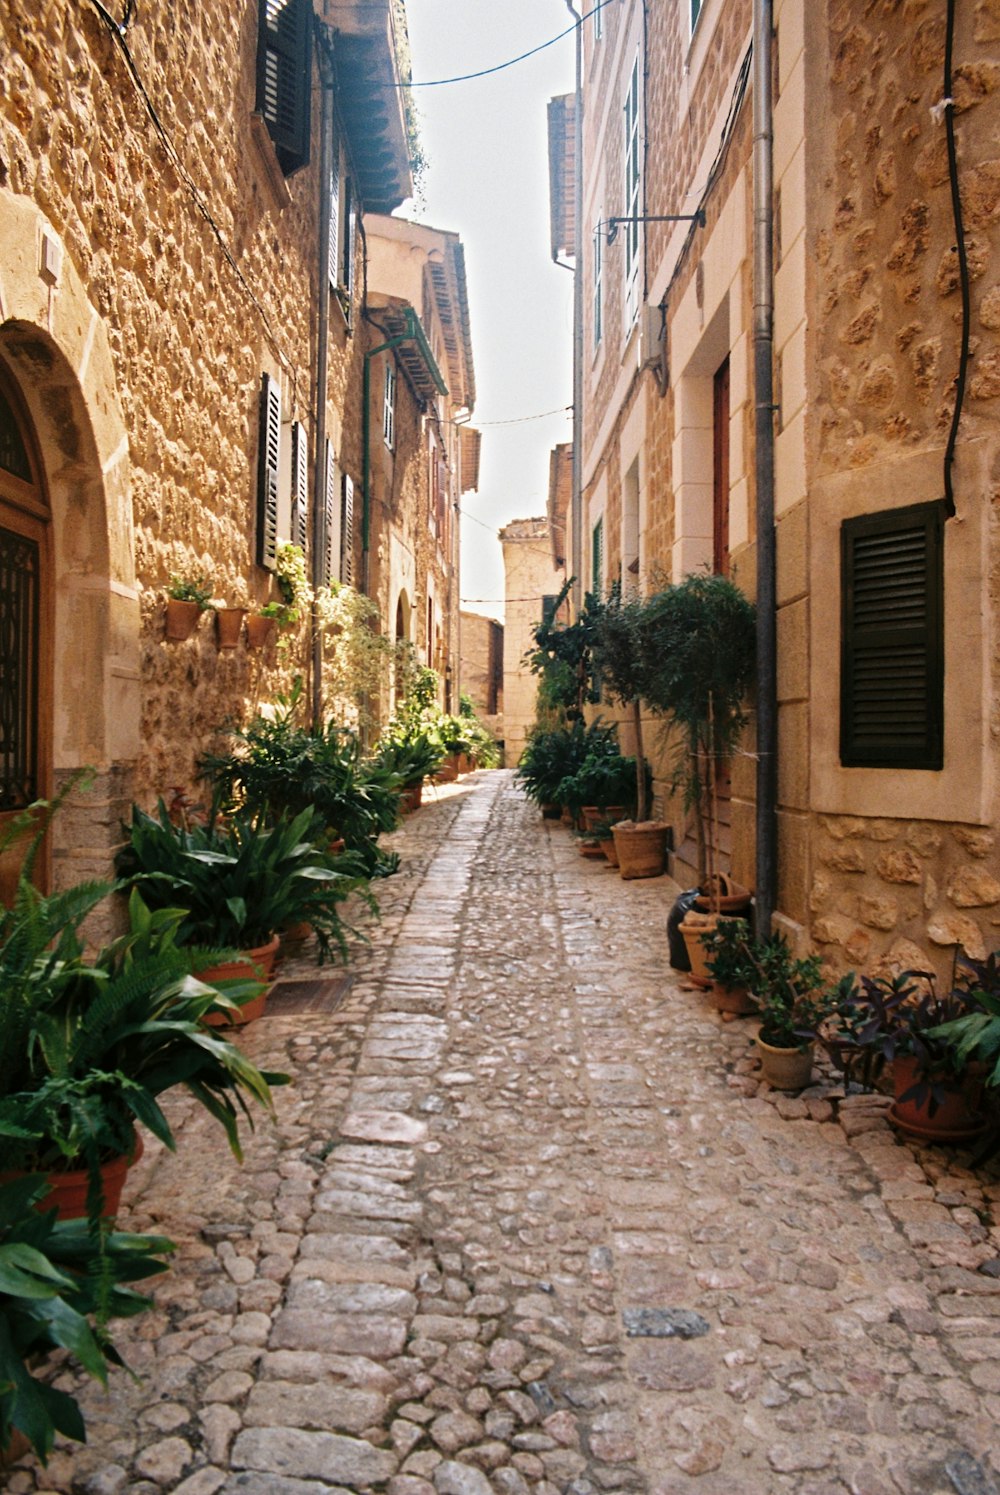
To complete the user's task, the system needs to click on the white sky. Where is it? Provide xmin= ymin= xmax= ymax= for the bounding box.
xmin=400 ymin=0 xmax=576 ymax=623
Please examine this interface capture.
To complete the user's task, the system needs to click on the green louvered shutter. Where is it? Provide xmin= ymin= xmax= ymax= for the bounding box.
xmin=290 ymin=420 xmax=308 ymax=554
xmin=256 ymin=0 xmax=312 ymax=175
xmin=840 ymin=501 xmax=944 ymax=769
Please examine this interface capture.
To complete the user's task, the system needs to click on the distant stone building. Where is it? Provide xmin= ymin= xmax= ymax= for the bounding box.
xmin=0 ymin=0 xmax=476 ymax=898
xmin=554 ymin=0 xmax=1000 ymax=977
xmin=460 ymin=610 xmax=503 ymax=738
xmin=500 ymin=518 xmax=566 ymax=768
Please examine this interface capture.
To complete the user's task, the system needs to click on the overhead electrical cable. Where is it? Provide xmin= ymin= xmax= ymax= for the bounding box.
xmin=383 ymin=0 xmax=616 ymax=88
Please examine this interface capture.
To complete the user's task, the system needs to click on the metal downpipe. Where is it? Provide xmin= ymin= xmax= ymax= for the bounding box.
xmin=564 ymin=0 xmax=584 ymax=613
xmin=752 ymin=0 xmax=778 ymax=935
xmin=311 ymin=26 xmax=335 ymax=730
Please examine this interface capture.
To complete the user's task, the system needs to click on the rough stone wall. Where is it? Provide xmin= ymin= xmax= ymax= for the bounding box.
xmin=0 ymin=0 xmax=367 ymax=813
xmin=500 ymin=521 xmax=565 ymax=768
xmin=803 ymin=0 xmax=1000 ymax=978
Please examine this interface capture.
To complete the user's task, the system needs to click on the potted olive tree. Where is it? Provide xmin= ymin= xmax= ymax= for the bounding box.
xmin=590 ymin=588 xmax=671 ymax=879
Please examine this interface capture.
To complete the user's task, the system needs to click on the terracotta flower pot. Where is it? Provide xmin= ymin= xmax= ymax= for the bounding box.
xmin=540 ymin=802 xmax=561 ymax=820
xmin=198 ymin=935 xmax=280 ymax=1026
xmin=165 ymin=597 xmax=202 ymax=641
xmin=246 ymin=614 xmax=276 ymax=649
xmin=712 ymin=980 xmax=757 ymax=1016
xmin=1 ymin=1131 xmax=143 ymax=1222
xmin=400 ymin=780 xmax=423 ymax=813
xmin=756 ymin=1035 xmax=815 ymax=1091
xmin=436 ymin=755 xmax=459 ymax=783
xmin=679 ymin=911 xmax=718 ymax=988
xmin=599 ymin=836 xmax=619 ymax=867
xmin=215 ymin=607 xmax=247 ymax=649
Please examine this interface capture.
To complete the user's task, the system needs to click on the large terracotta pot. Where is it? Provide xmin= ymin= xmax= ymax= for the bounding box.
xmin=888 ymin=1055 xmax=986 ymax=1141
xmin=165 ymin=597 xmax=202 ymax=641
xmin=436 ymin=755 xmax=460 ymax=782
xmin=612 ymin=822 xmax=669 ymax=879
xmin=400 ymin=780 xmax=423 ymax=813
xmin=756 ymin=1035 xmax=814 ymax=1090
xmin=198 ymin=935 xmax=280 ymax=1026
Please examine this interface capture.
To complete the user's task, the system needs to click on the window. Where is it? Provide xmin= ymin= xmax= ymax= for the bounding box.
xmin=592 ymin=516 xmax=604 ymax=598
xmin=623 ymin=56 xmax=641 ymax=331
xmin=383 ymin=362 xmax=396 ymax=449
xmin=255 ymin=0 xmax=312 ymax=176
xmin=840 ymin=501 xmax=944 ymax=770
xmin=341 ymin=177 xmax=357 ymax=302
xmin=593 ymin=216 xmax=603 ymax=348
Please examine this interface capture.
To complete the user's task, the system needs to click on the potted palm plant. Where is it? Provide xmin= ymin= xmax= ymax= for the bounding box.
xmin=0 ymin=881 xmax=286 ymax=1221
xmin=116 ymin=804 xmax=375 ymax=1005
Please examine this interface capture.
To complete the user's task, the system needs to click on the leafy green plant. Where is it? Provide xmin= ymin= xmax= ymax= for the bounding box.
xmin=515 ymin=720 xmax=619 ymax=808
xmin=116 ymin=805 xmax=373 ymax=963
xmin=166 ymin=574 xmax=212 ymax=610
xmin=525 ymin=581 xmax=603 ymax=718
xmin=200 ymin=681 xmax=400 ymax=876
xmin=827 ymin=968 xmax=981 ymax=1110
xmin=745 ymin=936 xmax=846 ymax=1052
xmin=555 ymin=752 xmax=646 ymax=819
xmin=702 ymin=917 xmax=757 ymax=992
xmin=368 ymin=728 xmax=444 ymax=788
xmin=0 ymin=1175 xmax=173 ymax=1464
xmin=590 ymin=586 xmax=653 ymax=819
xmin=931 ymin=951 xmax=1000 ymax=1088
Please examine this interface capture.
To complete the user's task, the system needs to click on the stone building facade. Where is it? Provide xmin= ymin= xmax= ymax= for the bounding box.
xmin=459 ymin=609 xmax=503 ymax=743
xmin=560 ymin=0 xmax=1000 ymax=979
xmin=500 ymin=518 xmax=566 ymax=769
xmin=0 ymin=0 xmax=475 ymax=897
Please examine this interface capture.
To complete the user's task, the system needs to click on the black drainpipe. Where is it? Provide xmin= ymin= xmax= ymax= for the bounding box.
xmin=753 ymin=0 xmax=777 ymax=937
xmin=942 ymin=0 xmax=968 ymax=520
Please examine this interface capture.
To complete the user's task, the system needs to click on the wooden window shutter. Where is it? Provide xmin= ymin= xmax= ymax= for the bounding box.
xmin=840 ymin=500 xmax=944 ymax=769
xmin=291 ymin=420 xmax=308 ymax=554
xmin=256 ymin=0 xmax=312 ymax=176
xmin=328 ymin=159 xmax=340 ymax=287
xmin=341 ymin=474 xmax=354 ymax=585
xmin=342 ymin=179 xmax=356 ymax=298
xmin=592 ymin=517 xmax=604 ymax=598
xmin=324 ymin=439 xmax=336 ymax=585
xmin=256 ymin=373 xmax=281 ymax=570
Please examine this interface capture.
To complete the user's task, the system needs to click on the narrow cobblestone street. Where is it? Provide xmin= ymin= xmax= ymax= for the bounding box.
xmin=11 ymin=771 xmax=1000 ymax=1495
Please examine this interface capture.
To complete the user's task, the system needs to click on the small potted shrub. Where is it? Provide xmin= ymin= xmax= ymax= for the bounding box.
xmin=701 ymin=916 xmax=757 ymax=1015
xmin=748 ymin=936 xmax=846 ymax=1090
xmin=165 ymin=573 xmax=212 ymax=641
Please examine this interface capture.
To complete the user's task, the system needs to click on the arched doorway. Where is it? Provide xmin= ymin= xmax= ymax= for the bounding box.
xmin=0 ymin=356 xmax=52 ymax=896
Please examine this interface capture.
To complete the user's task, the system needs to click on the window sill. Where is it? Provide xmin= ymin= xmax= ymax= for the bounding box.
xmin=249 ymin=113 xmax=293 ymax=213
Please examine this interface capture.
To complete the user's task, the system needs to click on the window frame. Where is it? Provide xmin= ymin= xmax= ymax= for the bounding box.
xmin=592 ymin=214 xmax=604 ymax=349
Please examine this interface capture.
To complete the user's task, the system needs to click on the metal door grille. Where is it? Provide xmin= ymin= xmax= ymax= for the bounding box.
xmin=0 ymin=524 xmax=39 ymax=809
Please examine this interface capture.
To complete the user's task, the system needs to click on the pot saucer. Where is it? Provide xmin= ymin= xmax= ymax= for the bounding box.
xmin=887 ymin=1104 xmax=989 ymax=1144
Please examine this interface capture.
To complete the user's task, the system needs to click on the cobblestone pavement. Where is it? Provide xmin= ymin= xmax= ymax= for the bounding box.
xmin=10 ymin=771 xmax=1000 ymax=1495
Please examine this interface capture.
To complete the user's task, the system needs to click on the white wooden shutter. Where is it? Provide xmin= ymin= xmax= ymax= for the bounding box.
xmin=328 ymin=158 xmax=340 ymax=288
xmin=256 ymin=373 xmax=280 ymax=569
xmin=341 ymin=474 xmax=354 ymax=585
xmin=291 ymin=420 xmax=308 ymax=553
xmin=324 ymin=439 xmax=336 ymax=585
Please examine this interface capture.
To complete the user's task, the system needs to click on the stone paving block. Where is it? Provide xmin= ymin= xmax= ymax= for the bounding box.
xmin=231 ymin=1427 xmax=398 ymax=1484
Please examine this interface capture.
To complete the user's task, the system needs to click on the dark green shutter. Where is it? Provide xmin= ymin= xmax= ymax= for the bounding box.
xmin=840 ymin=500 xmax=944 ymax=769
xmin=256 ymin=0 xmax=312 ymax=175
xmin=256 ymin=373 xmax=280 ymax=570
xmin=592 ymin=517 xmax=604 ymax=599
